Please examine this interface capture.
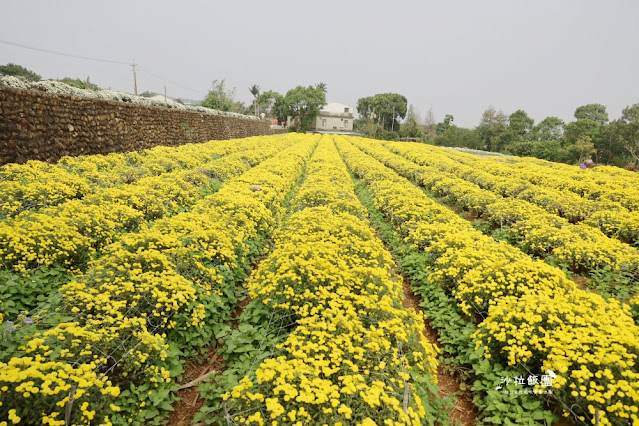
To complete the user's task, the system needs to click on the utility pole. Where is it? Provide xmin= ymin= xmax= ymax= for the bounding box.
xmin=131 ymin=61 xmax=138 ymax=96
xmin=164 ymin=83 xmax=167 ymax=102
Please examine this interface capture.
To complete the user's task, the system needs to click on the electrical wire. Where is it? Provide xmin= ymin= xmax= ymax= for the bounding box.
xmin=0 ymin=38 xmax=206 ymax=97
xmin=138 ymin=66 xmax=203 ymax=95
xmin=0 ymin=39 xmax=131 ymax=65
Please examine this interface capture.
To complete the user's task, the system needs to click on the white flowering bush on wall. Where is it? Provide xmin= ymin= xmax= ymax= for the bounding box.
xmin=0 ymin=76 xmax=257 ymax=120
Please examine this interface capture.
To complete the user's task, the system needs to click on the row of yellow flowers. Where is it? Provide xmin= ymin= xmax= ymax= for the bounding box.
xmin=0 ymin=135 xmax=318 ymax=425
xmin=383 ymin=142 xmax=639 ymax=246
xmin=504 ymin=152 xmax=639 ymax=187
xmin=442 ymin=144 xmax=639 ymax=211
xmin=0 ymin=136 xmax=272 ymax=220
xmin=0 ymin=136 xmax=294 ymax=274
xmin=223 ymin=135 xmax=440 ymax=426
xmin=453 ymin=144 xmax=639 ymax=183
xmin=352 ymin=139 xmax=639 ymax=282
xmin=336 ymin=136 xmax=639 ymax=426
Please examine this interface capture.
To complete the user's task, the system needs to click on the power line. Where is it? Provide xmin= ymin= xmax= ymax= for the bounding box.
xmin=138 ymin=66 xmax=203 ymax=96
xmin=0 ymin=38 xmax=205 ymax=97
xmin=0 ymin=39 xmax=130 ymax=65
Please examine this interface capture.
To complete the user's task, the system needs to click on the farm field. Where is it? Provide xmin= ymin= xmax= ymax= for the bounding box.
xmin=0 ymin=134 xmax=638 ymax=426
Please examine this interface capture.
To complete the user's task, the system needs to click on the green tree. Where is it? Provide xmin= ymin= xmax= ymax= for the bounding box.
xmin=598 ymin=104 xmax=639 ymax=165
xmin=504 ymin=141 xmax=535 ymax=157
xmin=506 ymin=115 xmax=563 ymax=158
xmin=201 ymin=79 xmax=245 ymax=113
xmin=423 ymin=107 xmax=437 ymax=141
xmin=436 ymin=114 xmax=454 ymax=135
xmin=57 ymin=76 xmax=100 ymax=90
xmin=249 ymin=84 xmax=260 ymax=117
xmin=353 ymin=117 xmax=395 ymax=140
xmin=621 ymin=103 xmax=639 ymax=123
xmin=533 ymin=116 xmax=565 ymax=141
xmin=561 ymin=118 xmax=602 ymax=163
xmin=623 ymin=122 xmax=639 ymax=164
xmin=574 ymin=103 xmax=608 ymax=124
xmin=399 ymin=105 xmax=424 ymax=140
xmin=595 ymin=120 xmax=629 ymax=165
xmin=508 ymin=109 xmax=534 ymax=139
xmin=565 ymin=136 xmax=597 ymax=163
xmin=357 ymin=93 xmax=407 ymax=131
xmin=532 ymin=140 xmax=564 ymax=162
xmin=434 ymin=126 xmax=481 ymax=149
xmin=280 ymin=83 xmax=327 ymax=132
xmin=477 ymin=106 xmax=508 ymax=151
xmin=0 ymin=63 xmax=41 ymax=81
xmin=257 ymin=90 xmax=284 ymax=120
xmin=619 ymin=103 xmax=639 ymax=164
xmin=564 ymin=119 xmax=600 ymax=145
xmin=499 ymin=109 xmax=534 ymax=148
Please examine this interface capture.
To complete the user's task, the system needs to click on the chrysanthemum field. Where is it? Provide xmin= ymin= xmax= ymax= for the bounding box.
xmin=1 ymin=134 xmax=637 ymax=426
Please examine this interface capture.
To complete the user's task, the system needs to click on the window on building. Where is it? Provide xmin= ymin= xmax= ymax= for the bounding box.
xmin=322 ymin=118 xmax=327 ymax=127
xmin=343 ymin=119 xmax=349 ymax=127
xmin=344 ymin=107 xmax=349 ymax=113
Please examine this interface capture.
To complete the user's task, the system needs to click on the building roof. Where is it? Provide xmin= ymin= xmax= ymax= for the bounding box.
xmin=320 ymin=102 xmax=353 ymax=113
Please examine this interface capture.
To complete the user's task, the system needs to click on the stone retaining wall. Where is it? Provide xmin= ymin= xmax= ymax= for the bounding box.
xmin=0 ymin=86 xmax=282 ymax=165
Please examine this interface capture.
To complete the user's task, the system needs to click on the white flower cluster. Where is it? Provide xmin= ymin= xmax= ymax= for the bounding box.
xmin=445 ymin=146 xmax=511 ymax=157
xmin=0 ymin=75 xmax=258 ymax=120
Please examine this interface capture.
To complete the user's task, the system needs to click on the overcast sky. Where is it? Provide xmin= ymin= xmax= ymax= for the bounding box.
xmin=1 ymin=0 xmax=637 ymax=127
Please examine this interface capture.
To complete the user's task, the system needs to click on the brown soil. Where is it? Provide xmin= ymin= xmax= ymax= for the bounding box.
xmin=572 ymin=275 xmax=590 ymax=290
xmin=168 ymin=347 xmax=224 ymax=426
xmin=401 ymin=278 xmax=477 ymax=426
xmin=461 ymin=210 xmax=475 ymax=222
xmin=169 ymin=294 xmax=251 ymax=425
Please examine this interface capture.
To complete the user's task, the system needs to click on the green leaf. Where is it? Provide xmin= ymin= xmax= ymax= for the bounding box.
xmin=159 ymin=401 xmax=174 ymax=412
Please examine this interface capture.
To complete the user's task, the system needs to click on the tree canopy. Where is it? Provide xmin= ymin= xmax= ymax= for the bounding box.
xmin=436 ymin=114 xmax=454 ymax=135
xmin=57 ymin=77 xmax=100 ymax=91
xmin=533 ymin=117 xmax=565 ymax=141
xmin=508 ymin=110 xmax=534 ymax=139
xmin=398 ymin=105 xmax=424 ymax=139
xmin=574 ymin=103 xmax=608 ymax=124
xmin=200 ymin=79 xmax=245 ymax=113
xmin=477 ymin=106 xmax=508 ymax=151
xmin=257 ymin=90 xmax=285 ymax=121
xmin=621 ymin=104 xmax=639 ymax=123
xmin=357 ymin=93 xmax=407 ymax=131
xmin=425 ymin=102 xmax=639 ymax=168
xmin=249 ymin=84 xmax=260 ymax=116
xmin=0 ymin=63 xmax=41 ymax=81
xmin=564 ymin=119 xmax=600 ymax=145
xmin=608 ymin=103 xmax=639 ymax=164
xmin=279 ymin=83 xmax=327 ymax=132
xmin=246 ymin=83 xmax=327 ymax=128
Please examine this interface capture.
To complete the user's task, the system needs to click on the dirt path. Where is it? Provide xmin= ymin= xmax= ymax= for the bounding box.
xmin=168 ymin=296 xmax=252 ymax=425
xmin=168 ymin=347 xmax=223 ymax=426
xmin=401 ymin=278 xmax=477 ymax=426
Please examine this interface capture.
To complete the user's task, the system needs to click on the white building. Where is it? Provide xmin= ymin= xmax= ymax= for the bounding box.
xmin=310 ymin=102 xmax=354 ymax=133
